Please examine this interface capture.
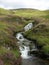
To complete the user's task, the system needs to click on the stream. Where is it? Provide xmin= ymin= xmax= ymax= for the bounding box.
xmin=16 ymin=23 xmax=49 ymax=65
xmin=16 ymin=33 xmax=49 ymax=65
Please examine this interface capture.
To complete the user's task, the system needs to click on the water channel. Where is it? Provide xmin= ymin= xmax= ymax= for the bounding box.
xmin=16 ymin=33 xmax=49 ymax=65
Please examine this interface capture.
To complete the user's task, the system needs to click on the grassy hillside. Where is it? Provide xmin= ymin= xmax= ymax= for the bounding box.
xmin=0 ymin=8 xmax=23 ymax=65
xmin=0 ymin=8 xmax=49 ymax=64
xmin=11 ymin=8 xmax=49 ymax=54
xmin=11 ymin=9 xmax=47 ymax=18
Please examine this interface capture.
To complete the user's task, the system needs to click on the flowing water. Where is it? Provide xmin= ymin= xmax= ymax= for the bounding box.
xmin=16 ymin=32 xmax=49 ymax=65
xmin=19 ymin=46 xmax=31 ymax=59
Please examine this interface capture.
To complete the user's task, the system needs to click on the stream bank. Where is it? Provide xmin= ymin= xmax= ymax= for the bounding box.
xmin=16 ymin=22 xmax=49 ymax=65
xmin=23 ymin=33 xmax=49 ymax=60
xmin=16 ymin=32 xmax=49 ymax=65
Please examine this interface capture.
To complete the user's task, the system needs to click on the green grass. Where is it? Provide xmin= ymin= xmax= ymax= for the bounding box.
xmin=0 ymin=8 xmax=49 ymax=64
xmin=12 ymin=9 xmax=47 ymax=18
xmin=0 ymin=46 xmax=8 ymax=55
xmin=0 ymin=8 xmax=11 ymax=15
xmin=23 ymin=23 xmax=49 ymax=54
xmin=42 ymin=45 xmax=49 ymax=54
xmin=0 ymin=46 xmax=20 ymax=65
xmin=11 ymin=49 xmax=20 ymax=58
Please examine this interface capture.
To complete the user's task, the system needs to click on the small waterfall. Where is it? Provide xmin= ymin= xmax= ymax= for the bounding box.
xmin=19 ymin=46 xmax=31 ymax=59
xmin=16 ymin=33 xmax=32 ymax=59
xmin=16 ymin=33 xmax=24 ymax=41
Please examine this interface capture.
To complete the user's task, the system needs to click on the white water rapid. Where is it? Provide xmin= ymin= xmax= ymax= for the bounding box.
xmin=19 ymin=46 xmax=31 ymax=59
xmin=16 ymin=33 xmax=32 ymax=59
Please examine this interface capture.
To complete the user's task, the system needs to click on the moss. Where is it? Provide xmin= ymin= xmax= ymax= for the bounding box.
xmin=42 ymin=45 xmax=49 ymax=54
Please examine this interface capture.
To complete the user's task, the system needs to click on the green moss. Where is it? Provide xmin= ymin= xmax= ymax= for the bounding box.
xmin=42 ymin=45 xmax=49 ymax=54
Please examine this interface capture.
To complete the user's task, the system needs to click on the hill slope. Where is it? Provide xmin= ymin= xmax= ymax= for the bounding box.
xmin=0 ymin=8 xmax=49 ymax=64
